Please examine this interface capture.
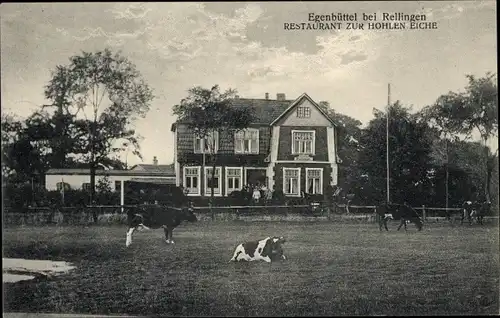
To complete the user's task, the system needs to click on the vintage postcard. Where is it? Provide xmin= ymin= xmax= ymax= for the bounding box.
xmin=2 ymin=1 xmax=498 ymax=317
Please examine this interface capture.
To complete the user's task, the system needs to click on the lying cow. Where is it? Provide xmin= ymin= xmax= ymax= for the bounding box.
xmin=376 ymin=202 xmax=423 ymax=231
xmin=125 ymin=204 xmax=197 ymax=247
xmin=230 ymin=236 xmax=287 ymax=263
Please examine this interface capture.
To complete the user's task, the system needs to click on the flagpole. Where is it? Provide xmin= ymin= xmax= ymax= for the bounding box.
xmin=61 ymin=177 xmax=65 ymax=206
xmin=386 ymin=84 xmax=391 ymax=204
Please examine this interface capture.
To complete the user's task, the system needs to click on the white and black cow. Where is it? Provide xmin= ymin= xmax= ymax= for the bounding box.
xmin=461 ymin=201 xmax=475 ymax=225
xmin=230 ymin=236 xmax=287 ymax=263
xmin=125 ymin=204 xmax=197 ymax=247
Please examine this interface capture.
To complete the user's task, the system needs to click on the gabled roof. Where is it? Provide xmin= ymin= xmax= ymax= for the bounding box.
xmin=171 ymin=98 xmax=292 ymax=130
xmin=270 ymin=93 xmax=337 ymax=126
xmin=129 ymin=164 xmax=174 ymax=174
xmin=171 ymin=93 xmax=336 ymax=129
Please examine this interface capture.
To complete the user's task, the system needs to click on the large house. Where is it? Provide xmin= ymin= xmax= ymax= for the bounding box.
xmin=171 ymin=92 xmax=340 ymax=198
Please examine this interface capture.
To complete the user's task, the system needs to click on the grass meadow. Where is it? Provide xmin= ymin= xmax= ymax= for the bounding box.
xmin=3 ymin=221 xmax=499 ymax=316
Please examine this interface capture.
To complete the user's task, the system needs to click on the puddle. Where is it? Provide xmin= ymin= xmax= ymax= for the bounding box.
xmin=2 ymin=258 xmax=76 ymax=283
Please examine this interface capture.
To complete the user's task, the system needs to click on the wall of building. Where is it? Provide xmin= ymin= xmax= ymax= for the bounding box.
xmin=45 ymin=174 xmax=170 ymax=191
xmin=277 ymin=126 xmax=329 ymax=161
xmin=176 ymin=123 xmax=271 ymax=157
xmin=273 ymin=162 xmax=332 ymax=196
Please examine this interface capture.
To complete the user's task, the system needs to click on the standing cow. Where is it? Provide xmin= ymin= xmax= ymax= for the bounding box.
xmin=125 ymin=204 xmax=197 ymax=247
xmin=376 ymin=202 xmax=423 ymax=231
xmin=230 ymin=236 xmax=287 ymax=263
xmin=470 ymin=200 xmax=491 ymax=225
xmin=461 ymin=201 xmax=475 ymax=225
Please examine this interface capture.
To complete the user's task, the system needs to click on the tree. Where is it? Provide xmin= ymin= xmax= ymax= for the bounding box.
xmin=420 ymin=94 xmax=467 ymax=209
xmin=358 ymin=102 xmax=434 ymax=205
xmin=317 ymin=101 xmax=364 ymax=201
xmin=173 ymin=85 xmax=254 ymax=214
xmin=433 ymin=73 xmax=498 ymax=201
xmin=44 ymin=49 xmax=154 ymax=202
xmin=1 ymin=113 xmax=49 ymax=185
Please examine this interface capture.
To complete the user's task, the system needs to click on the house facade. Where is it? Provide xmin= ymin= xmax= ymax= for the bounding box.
xmin=171 ymin=93 xmax=340 ymax=198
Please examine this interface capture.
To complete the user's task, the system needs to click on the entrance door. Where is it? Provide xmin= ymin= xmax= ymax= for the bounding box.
xmin=245 ymin=169 xmax=267 ymax=188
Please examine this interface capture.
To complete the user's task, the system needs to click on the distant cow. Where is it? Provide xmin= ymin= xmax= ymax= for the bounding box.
xmin=470 ymin=201 xmax=491 ymax=225
xmin=125 ymin=204 xmax=197 ymax=247
xmin=230 ymin=236 xmax=287 ymax=263
xmin=376 ymin=202 xmax=423 ymax=231
xmin=461 ymin=201 xmax=475 ymax=225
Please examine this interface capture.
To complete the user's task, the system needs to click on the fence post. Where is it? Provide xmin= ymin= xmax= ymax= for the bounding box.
xmin=422 ymin=205 xmax=426 ymax=222
xmin=374 ymin=206 xmax=378 ymax=224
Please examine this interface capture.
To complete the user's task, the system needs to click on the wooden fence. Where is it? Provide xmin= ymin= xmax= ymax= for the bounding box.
xmin=3 ymin=203 xmax=497 ymax=226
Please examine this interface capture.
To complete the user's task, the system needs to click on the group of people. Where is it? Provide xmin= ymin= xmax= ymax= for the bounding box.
xmin=241 ymin=183 xmax=275 ymax=204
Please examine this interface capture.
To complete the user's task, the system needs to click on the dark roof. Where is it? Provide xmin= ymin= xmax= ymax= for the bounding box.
xmin=231 ymin=98 xmax=292 ymax=124
xmin=129 ymin=164 xmax=174 ymax=174
xmin=171 ymin=94 xmax=336 ymax=129
xmin=45 ymin=168 xmax=175 ymax=177
xmin=171 ymin=98 xmax=292 ymax=129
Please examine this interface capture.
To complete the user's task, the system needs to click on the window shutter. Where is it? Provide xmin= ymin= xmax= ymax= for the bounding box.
xmin=251 ymin=130 xmax=259 ymax=153
xmin=234 ymin=132 xmax=243 ymax=153
xmin=214 ymin=132 xmax=219 ymax=153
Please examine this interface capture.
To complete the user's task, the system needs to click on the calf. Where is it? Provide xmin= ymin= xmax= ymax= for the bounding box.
xmin=376 ymin=202 xmax=423 ymax=231
xmin=230 ymin=236 xmax=286 ymax=263
xmin=125 ymin=204 xmax=197 ymax=247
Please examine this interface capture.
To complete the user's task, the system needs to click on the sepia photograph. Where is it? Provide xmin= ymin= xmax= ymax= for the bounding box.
xmin=1 ymin=1 xmax=498 ymax=316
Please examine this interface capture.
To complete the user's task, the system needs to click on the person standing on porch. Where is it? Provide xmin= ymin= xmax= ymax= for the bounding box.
xmin=252 ymin=183 xmax=261 ymax=204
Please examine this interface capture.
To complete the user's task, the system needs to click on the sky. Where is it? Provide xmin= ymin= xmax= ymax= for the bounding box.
xmin=1 ymin=1 xmax=497 ymax=166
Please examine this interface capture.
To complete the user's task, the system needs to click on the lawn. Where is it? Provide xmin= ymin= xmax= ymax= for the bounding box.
xmin=3 ymin=221 xmax=499 ymax=316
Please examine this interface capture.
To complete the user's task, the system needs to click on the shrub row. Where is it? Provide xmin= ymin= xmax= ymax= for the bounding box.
xmin=3 ymin=183 xmax=332 ymax=211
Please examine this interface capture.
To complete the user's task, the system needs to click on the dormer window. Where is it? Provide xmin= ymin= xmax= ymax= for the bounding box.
xmin=296 ymin=106 xmax=311 ymax=118
xmin=194 ymin=131 xmax=219 ymax=154
xmin=234 ymin=128 xmax=259 ymax=154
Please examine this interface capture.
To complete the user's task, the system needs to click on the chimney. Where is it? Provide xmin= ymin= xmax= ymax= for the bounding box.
xmin=153 ymin=156 xmax=158 ymax=165
xmin=265 ymin=92 xmax=269 ymax=100
xmin=276 ymin=93 xmax=286 ymax=101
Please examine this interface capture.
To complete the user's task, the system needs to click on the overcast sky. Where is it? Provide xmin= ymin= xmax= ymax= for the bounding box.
xmin=1 ymin=1 xmax=497 ymax=166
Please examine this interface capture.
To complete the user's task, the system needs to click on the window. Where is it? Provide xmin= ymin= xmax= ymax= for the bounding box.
xmin=234 ymin=129 xmax=259 ymax=154
xmin=184 ymin=167 xmax=200 ymax=195
xmin=204 ymin=167 xmax=222 ymax=196
xmin=225 ymin=167 xmax=243 ymax=195
xmin=82 ymin=183 xmax=91 ymax=191
xmin=306 ymin=168 xmax=323 ymax=194
xmin=194 ymin=131 xmax=219 ymax=154
xmin=297 ymin=106 xmax=311 ymax=118
xmin=292 ymin=130 xmax=315 ymax=155
xmin=283 ymin=168 xmax=300 ymax=196
xmin=114 ymin=181 xmax=122 ymax=192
